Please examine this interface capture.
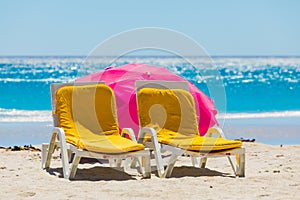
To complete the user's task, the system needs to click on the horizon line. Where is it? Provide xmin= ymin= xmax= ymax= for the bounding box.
xmin=1 ymin=55 xmax=300 ymax=58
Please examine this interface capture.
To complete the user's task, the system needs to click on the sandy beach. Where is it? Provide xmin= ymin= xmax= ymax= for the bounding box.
xmin=0 ymin=142 xmax=299 ymax=199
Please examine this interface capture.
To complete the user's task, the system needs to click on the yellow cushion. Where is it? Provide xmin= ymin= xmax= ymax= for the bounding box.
xmin=56 ymin=84 xmax=144 ymax=153
xmin=137 ymin=88 xmax=242 ymax=151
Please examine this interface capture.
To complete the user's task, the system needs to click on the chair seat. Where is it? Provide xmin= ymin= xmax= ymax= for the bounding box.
xmin=144 ymin=128 xmax=242 ymax=151
xmin=78 ymin=134 xmax=145 ymax=154
xmin=65 ymin=123 xmax=144 ymax=153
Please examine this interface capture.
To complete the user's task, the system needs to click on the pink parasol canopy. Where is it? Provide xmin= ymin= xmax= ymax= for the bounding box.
xmin=76 ymin=63 xmax=218 ymax=138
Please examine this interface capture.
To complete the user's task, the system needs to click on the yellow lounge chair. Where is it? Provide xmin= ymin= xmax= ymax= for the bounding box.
xmin=135 ymin=81 xmax=245 ymax=178
xmin=41 ymin=83 xmax=151 ymax=179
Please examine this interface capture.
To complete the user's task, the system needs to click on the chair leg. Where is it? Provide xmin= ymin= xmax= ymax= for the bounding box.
xmin=236 ymin=153 xmax=245 ymax=177
xmin=200 ymin=157 xmax=207 ymax=168
xmin=41 ymin=143 xmax=49 ymax=169
xmin=109 ymin=158 xmax=117 ymax=167
xmin=152 ymin=146 xmax=165 ymax=177
xmin=191 ymin=156 xmax=199 ymax=167
xmin=44 ymin=132 xmax=58 ymax=169
xmin=135 ymin=157 xmax=144 ymax=174
xmin=56 ymin=128 xmax=70 ymax=179
xmin=138 ymin=127 xmax=165 ymax=177
xmin=130 ymin=157 xmax=138 ymax=168
xmin=67 ymin=149 xmax=73 ymax=163
xmin=69 ymin=153 xmax=81 ymax=179
xmin=143 ymin=149 xmax=151 ymax=178
xmin=163 ymin=148 xmax=184 ymax=178
xmin=163 ymin=153 xmax=180 ymax=178
xmin=116 ymin=158 xmax=123 ymax=168
xmin=124 ymin=157 xmax=135 ymax=172
xmin=130 ymin=150 xmax=151 ymax=169
xmin=227 ymin=156 xmax=237 ymax=176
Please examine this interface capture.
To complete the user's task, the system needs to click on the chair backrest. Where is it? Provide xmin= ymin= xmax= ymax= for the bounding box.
xmin=53 ymin=83 xmax=121 ymax=147
xmin=136 ymin=81 xmax=199 ymax=135
xmin=50 ymin=82 xmax=104 ymax=127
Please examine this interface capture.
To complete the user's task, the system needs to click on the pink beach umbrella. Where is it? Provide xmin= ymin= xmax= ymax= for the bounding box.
xmin=76 ymin=63 xmax=218 ymax=138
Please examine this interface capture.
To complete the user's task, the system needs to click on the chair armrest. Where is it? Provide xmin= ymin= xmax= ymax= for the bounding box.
xmin=205 ymin=126 xmax=225 ymax=138
xmin=137 ymin=127 xmax=158 ymax=144
xmin=52 ymin=127 xmax=70 ymax=178
xmin=121 ymin=128 xmax=137 ymax=143
xmin=137 ymin=127 xmax=164 ymax=177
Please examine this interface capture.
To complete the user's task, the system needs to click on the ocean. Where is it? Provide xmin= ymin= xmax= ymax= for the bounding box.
xmin=0 ymin=56 xmax=300 ymax=146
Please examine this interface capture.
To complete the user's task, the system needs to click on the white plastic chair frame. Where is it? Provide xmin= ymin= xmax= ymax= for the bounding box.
xmin=41 ymin=82 xmax=151 ymax=179
xmin=135 ymin=80 xmax=245 ymax=178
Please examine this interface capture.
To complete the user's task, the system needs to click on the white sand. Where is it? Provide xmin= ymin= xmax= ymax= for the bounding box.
xmin=0 ymin=143 xmax=300 ymax=200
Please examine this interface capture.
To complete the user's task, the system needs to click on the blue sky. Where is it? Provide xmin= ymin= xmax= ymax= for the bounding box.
xmin=0 ymin=0 xmax=299 ymax=56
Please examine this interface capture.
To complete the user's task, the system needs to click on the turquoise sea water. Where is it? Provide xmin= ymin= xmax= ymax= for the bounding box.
xmin=0 ymin=56 xmax=299 ymax=145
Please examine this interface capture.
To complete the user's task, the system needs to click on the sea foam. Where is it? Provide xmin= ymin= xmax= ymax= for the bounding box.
xmin=217 ymin=111 xmax=300 ymax=119
xmin=1 ymin=108 xmax=300 ymax=123
xmin=0 ymin=108 xmax=52 ymax=122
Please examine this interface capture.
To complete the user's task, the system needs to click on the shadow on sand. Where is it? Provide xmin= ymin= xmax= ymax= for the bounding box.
xmin=168 ymin=166 xmax=235 ymax=178
xmin=46 ymin=166 xmax=137 ymax=181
